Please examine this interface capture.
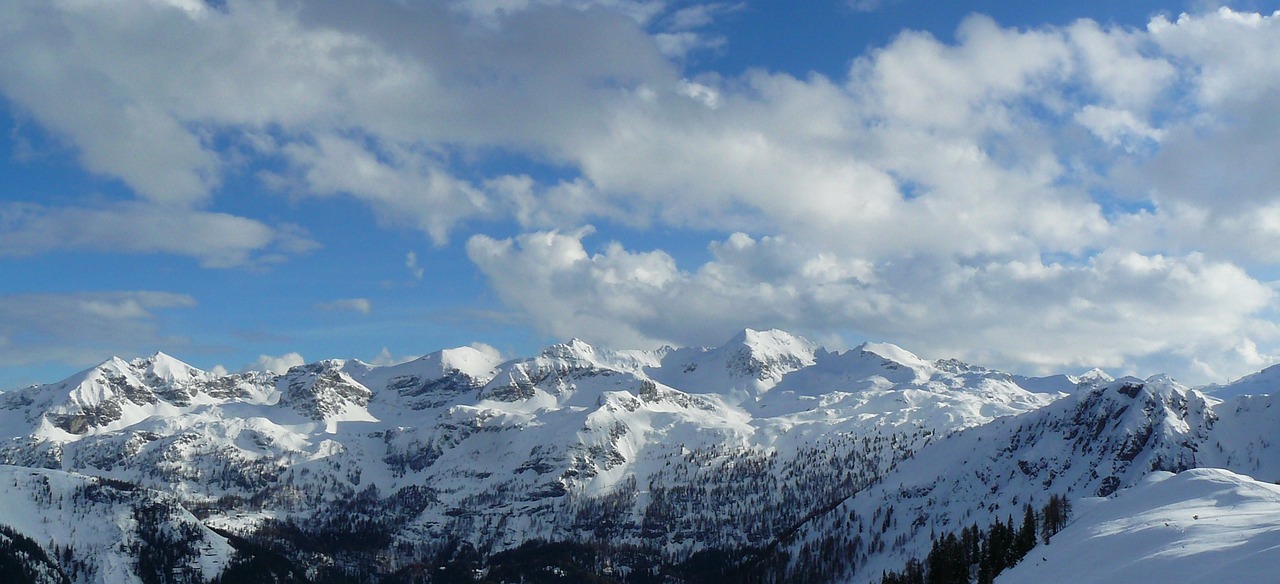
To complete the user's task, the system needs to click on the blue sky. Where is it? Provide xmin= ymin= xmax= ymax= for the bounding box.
xmin=3 ymin=0 xmax=1280 ymax=389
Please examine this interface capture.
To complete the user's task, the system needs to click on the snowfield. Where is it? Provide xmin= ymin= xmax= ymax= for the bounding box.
xmin=998 ymin=468 xmax=1280 ymax=584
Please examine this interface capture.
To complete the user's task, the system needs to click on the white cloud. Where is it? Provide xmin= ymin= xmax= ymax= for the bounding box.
xmin=0 ymin=291 xmax=197 ymax=369
xmin=368 ymin=347 xmax=415 ymax=367
xmin=651 ymin=3 xmax=737 ymax=58
xmin=665 ymin=3 xmax=739 ymax=30
xmin=0 ymin=0 xmax=675 ymax=245
xmin=405 ymin=251 xmax=425 ymax=280
xmin=5 ymin=3 xmax=1277 ymax=263
xmin=246 ymin=352 xmax=306 ymax=375
xmin=1074 ymin=105 xmax=1164 ymax=152
xmin=468 ymin=342 xmax=504 ymax=362
xmin=274 ymin=135 xmax=496 ymax=244
xmin=469 ymin=230 xmax=1278 ymax=384
xmin=316 ymin=298 xmax=372 ymax=315
xmin=654 ymin=31 xmax=725 ymax=59
xmin=6 ymin=3 xmax=1280 ymax=382
xmin=1066 ymin=19 xmax=1177 ymax=112
xmin=846 ymin=0 xmax=904 ymax=13
xmin=450 ymin=0 xmax=666 ymax=27
xmin=0 ymin=202 xmax=318 ymax=268
xmin=1148 ymin=8 xmax=1280 ymax=108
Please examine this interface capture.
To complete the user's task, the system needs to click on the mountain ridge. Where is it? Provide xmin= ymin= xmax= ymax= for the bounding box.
xmin=0 ymin=330 xmax=1273 ymax=583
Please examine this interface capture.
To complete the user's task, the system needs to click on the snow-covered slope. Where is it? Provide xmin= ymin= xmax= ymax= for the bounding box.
xmin=788 ymin=375 xmax=1279 ymax=583
xmin=1011 ymin=367 xmax=1112 ymax=394
xmin=750 ymin=343 xmax=1060 ymax=443
xmin=998 ymin=468 xmax=1280 ymax=584
xmin=1201 ymin=392 xmax=1280 ymax=481
xmin=648 ymin=328 xmax=821 ymax=402
xmin=1202 ymin=363 xmax=1280 ymax=398
xmin=343 ymin=345 xmax=504 ymax=411
xmin=0 ymin=465 xmax=234 ymax=583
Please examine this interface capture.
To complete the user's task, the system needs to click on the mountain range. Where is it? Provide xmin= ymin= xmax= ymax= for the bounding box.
xmin=0 ymin=329 xmax=1274 ymax=583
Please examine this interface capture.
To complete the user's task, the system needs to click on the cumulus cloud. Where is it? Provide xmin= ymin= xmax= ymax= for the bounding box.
xmin=6 ymin=3 xmax=1280 ymax=382
xmin=0 ymin=291 xmax=197 ymax=369
xmin=1074 ymin=105 xmax=1164 ymax=152
xmin=3 ymin=4 xmax=1276 ymax=259
xmin=246 ymin=352 xmax=306 ymax=375
xmin=316 ymin=298 xmax=373 ymax=315
xmin=273 ymin=135 xmax=496 ymax=244
xmin=469 ymin=230 xmax=1278 ymax=383
xmin=0 ymin=0 xmax=688 ymax=246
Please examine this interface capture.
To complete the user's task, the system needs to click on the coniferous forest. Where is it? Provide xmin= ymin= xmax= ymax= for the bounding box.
xmin=880 ymin=494 xmax=1071 ymax=584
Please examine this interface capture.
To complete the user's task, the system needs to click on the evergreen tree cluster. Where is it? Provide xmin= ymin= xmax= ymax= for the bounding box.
xmin=881 ymin=494 xmax=1071 ymax=584
xmin=0 ymin=525 xmax=70 ymax=584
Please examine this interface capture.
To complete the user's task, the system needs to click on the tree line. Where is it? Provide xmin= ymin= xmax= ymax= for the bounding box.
xmin=881 ymin=493 xmax=1071 ymax=584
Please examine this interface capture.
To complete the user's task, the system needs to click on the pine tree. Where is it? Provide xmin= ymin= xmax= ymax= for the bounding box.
xmin=1017 ymin=503 xmax=1037 ymax=557
xmin=1040 ymin=494 xmax=1072 ymax=544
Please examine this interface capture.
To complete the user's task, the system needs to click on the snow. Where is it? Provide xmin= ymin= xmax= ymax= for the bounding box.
xmin=802 ymin=374 xmax=1275 ymax=582
xmin=998 ymin=468 xmax=1280 ymax=584
xmin=1010 ymin=374 xmax=1077 ymax=394
xmin=648 ymin=328 xmax=820 ymax=401
xmin=1202 ymin=363 xmax=1280 ymax=398
xmin=1076 ymin=367 xmax=1114 ymax=386
xmin=137 ymin=351 xmax=207 ymax=384
xmin=857 ymin=342 xmax=933 ymax=372
xmin=0 ymin=330 xmax=1275 ymax=582
xmin=1200 ymin=393 xmax=1280 ymax=482
xmin=346 ymin=345 xmax=505 ymax=394
xmin=0 ymin=465 xmax=234 ymax=583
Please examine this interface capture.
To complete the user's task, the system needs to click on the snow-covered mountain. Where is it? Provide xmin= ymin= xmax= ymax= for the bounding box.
xmin=0 ymin=465 xmax=236 ymax=583
xmin=1202 ymin=363 xmax=1280 ymax=399
xmin=0 ymin=329 xmax=1274 ymax=583
xmin=784 ymin=374 xmax=1280 ymax=582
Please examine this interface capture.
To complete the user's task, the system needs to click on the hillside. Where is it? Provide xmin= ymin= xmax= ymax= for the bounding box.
xmin=997 ymin=468 xmax=1280 ymax=584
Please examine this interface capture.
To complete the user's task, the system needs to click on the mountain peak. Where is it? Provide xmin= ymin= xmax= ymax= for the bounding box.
xmin=719 ymin=328 xmax=818 ymax=364
xmin=429 ymin=346 xmax=505 ymax=378
xmin=0 ymin=329 xmax=1274 ymax=584
xmin=1078 ymin=367 xmax=1112 ymax=381
xmin=98 ymin=356 xmax=134 ymax=374
xmin=1073 ymin=367 xmax=1114 ymax=388
xmin=539 ymin=338 xmax=599 ymax=363
xmin=854 ymin=341 xmax=930 ymax=369
xmin=727 ymin=326 xmax=814 ymax=353
xmin=727 ymin=328 xmax=812 ymax=350
xmin=132 ymin=351 xmax=204 ymax=383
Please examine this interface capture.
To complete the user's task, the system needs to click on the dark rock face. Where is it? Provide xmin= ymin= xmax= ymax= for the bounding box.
xmin=280 ymin=362 xmax=371 ymax=420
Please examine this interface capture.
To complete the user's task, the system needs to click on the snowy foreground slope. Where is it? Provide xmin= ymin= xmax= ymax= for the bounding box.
xmin=0 ymin=465 xmax=233 ymax=583
xmin=998 ymin=468 xmax=1280 ymax=584
xmin=790 ymin=375 xmax=1280 ymax=583
xmin=0 ymin=329 xmax=1273 ymax=582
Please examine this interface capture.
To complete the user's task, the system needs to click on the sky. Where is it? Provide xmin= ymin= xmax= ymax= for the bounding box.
xmin=4 ymin=0 xmax=1280 ymax=389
